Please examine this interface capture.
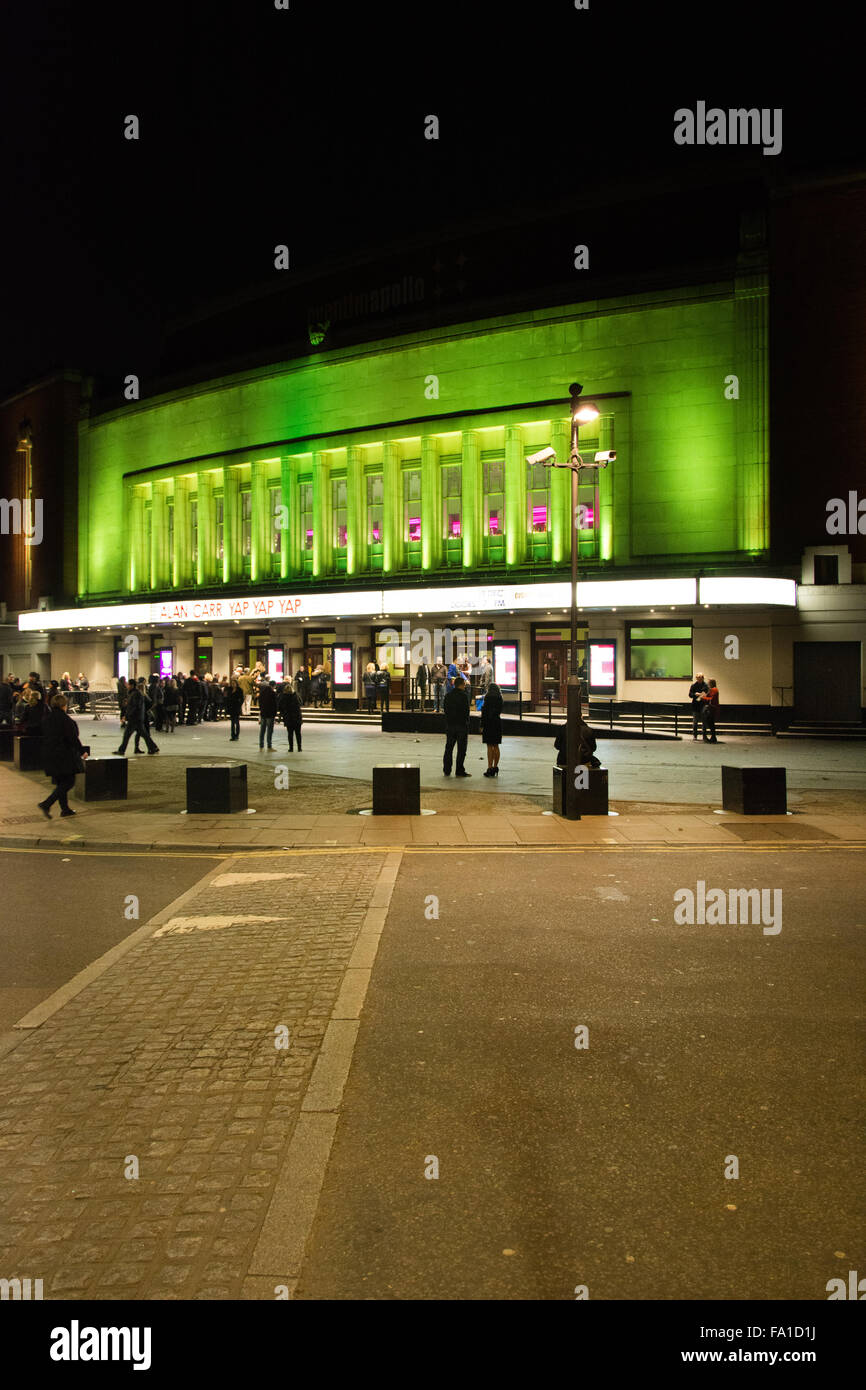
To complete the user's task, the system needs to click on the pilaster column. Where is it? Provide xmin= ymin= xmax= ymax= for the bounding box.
xmin=312 ymin=451 xmax=331 ymax=578
xmin=174 ymin=476 xmax=193 ymax=589
xmin=382 ymin=441 xmax=402 ymax=574
xmin=250 ymin=459 xmax=269 ymax=583
xmin=549 ymin=418 xmax=570 ymax=565
xmin=346 ymin=446 xmax=364 ymax=576
xmin=223 ymin=465 xmax=241 ymax=584
xmin=151 ymin=480 xmax=171 ymax=591
xmin=129 ymin=484 xmax=147 ymax=593
xmin=505 ymin=425 xmax=525 ymax=568
xmin=461 ymin=430 xmax=480 ymax=571
xmin=280 ymin=456 xmax=299 ymax=579
xmin=420 ymin=435 xmax=440 ymax=573
xmin=197 ymin=470 xmax=217 ymax=586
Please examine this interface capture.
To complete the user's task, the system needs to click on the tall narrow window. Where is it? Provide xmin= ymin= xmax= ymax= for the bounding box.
xmin=241 ymin=489 xmax=252 ymax=560
xmin=167 ymin=498 xmax=175 ymax=573
xmin=144 ymin=501 xmax=153 ymax=586
xmin=332 ymin=476 xmax=348 ymax=549
xmin=526 ymin=461 xmax=550 ymax=534
xmin=442 ymin=464 xmax=462 ymax=539
xmin=190 ymin=499 xmax=199 ymax=567
xmin=483 ymin=460 xmax=505 ymax=538
xmin=215 ymin=495 xmax=224 ymax=563
xmin=269 ymin=486 xmax=282 ymax=555
xmin=300 ymin=482 xmax=313 ymax=551
xmin=403 ymin=469 xmax=421 ymax=542
xmin=367 ymin=474 xmax=383 ymax=544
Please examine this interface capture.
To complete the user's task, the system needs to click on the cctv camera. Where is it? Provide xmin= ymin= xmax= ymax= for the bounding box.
xmin=594 ymin=450 xmax=616 ymax=466
xmin=526 ymin=447 xmax=557 ymax=467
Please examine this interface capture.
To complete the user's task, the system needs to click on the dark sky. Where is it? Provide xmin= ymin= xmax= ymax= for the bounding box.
xmin=2 ymin=0 xmax=863 ymax=398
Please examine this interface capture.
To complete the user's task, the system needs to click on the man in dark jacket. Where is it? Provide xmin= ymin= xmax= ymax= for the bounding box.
xmin=443 ymin=677 xmax=471 ymax=777
xmin=416 ymin=661 xmax=430 ymax=711
xmin=688 ymin=673 xmax=709 ymax=739
xmin=184 ymin=674 xmax=201 ymax=724
xmin=115 ymin=681 xmax=159 ymax=754
xmin=38 ymin=695 xmax=86 ymax=818
xmin=258 ymin=680 xmax=277 ymax=750
xmin=376 ymin=664 xmax=391 ymax=713
xmin=278 ymin=684 xmax=303 ymax=751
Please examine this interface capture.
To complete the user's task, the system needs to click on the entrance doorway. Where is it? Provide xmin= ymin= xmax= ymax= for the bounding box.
xmin=536 ymin=645 xmax=566 ymax=708
xmin=794 ymin=642 xmax=861 ymax=721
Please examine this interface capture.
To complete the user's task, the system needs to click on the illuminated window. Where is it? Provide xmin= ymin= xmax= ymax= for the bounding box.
xmin=167 ymin=498 xmax=175 ymax=571
xmin=190 ymin=499 xmax=198 ymax=566
xmin=269 ymin=486 xmax=282 ymax=556
xmin=527 ymin=461 xmax=550 ymax=534
xmin=332 ymin=476 xmax=348 ymax=549
xmin=367 ymin=474 xmax=383 ymax=544
xmin=299 ymin=482 xmax=313 ymax=551
xmin=404 ymin=469 xmax=421 ymax=543
xmin=241 ymin=489 xmax=252 ymax=559
xmin=442 ymin=464 xmax=462 ymax=540
xmin=483 ymin=460 xmax=504 ymax=539
xmin=215 ymin=496 xmax=224 ymax=562
xmin=627 ymin=624 xmax=693 ymax=680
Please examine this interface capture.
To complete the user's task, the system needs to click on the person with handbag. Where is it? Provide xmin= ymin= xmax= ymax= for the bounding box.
xmin=38 ymin=694 xmax=87 ymax=819
xmin=480 ymin=681 xmax=504 ymax=777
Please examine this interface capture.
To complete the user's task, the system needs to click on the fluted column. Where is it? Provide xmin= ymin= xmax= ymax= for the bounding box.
xmin=280 ymin=456 xmax=299 ymax=579
xmin=505 ymin=425 xmax=525 ymax=567
xmin=151 ymin=480 xmax=171 ymax=591
xmin=250 ymin=460 xmax=269 ymax=583
xmin=420 ymin=435 xmax=440 ymax=573
xmin=312 ymin=451 xmax=331 ymax=578
xmin=197 ymin=470 xmax=216 ymax=586
xmin=461 ymin=430 xmax=480 ymax=571
xmin=346 ymin=446 xmax=364 ymax=576
xmin=382 ymin=440 xmax=402 ymax=574
xmin=173 ymin=476 xmax=193 ymax=588
xmin=549 ymin=418 xmax=570 ymax=565
xmin=223 ymin=465 xmax=241 ymax=583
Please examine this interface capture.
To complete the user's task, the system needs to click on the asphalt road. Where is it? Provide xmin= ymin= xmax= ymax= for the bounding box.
xmin=296 ymin=846 xmax=865 ymax=1300
xmin=0 ymin=849 xmax=213 ymax=1031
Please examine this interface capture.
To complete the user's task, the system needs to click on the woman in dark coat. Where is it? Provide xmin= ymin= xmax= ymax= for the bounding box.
xmin=162 ymin=677 xmax=179 ymax=733
xmin=37 ymin=694 xmax=86 ymax=818
xmin=480 ymin=681 xmax=504 ymax=777
xmin=277 ymin=684 xmax=303 ymax=751
xmin=225 ymin=677 xmax=244 ymax=741
xmin=17 ymin=689 xmax=47 ymax=734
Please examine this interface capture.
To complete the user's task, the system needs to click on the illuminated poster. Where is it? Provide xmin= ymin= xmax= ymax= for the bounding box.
xmin=332 ymin=644 xmax=354 ymax=690
xmin=159 ymin=649 xmax=173 ymax=680
xmin=117 ymin=650 xmax=129 ymax=680
xmin=589 ymin=640 xmax=617 ymax=694
xmin=266 ymin=645 xmax=284 ymax=682
xmin=493 ymin=641 xmax=518 ymax=692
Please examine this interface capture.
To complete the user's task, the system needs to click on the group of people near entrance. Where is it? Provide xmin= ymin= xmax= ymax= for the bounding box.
xmin=0 ymin=672 xmax=90 ymax=733
xmin=414 ymin=654 xmax=493 ymax=713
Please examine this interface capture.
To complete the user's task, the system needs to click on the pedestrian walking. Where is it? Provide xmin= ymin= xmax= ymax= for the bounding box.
xmin=688 ymin=672 xmax=709 ymax=739
xmin=116 ymin=675 xmax=128 ymax=721
xmin=114 ymin=679 xmax=159 ymax=754
xmin=430 ymin=659 xmax=447 ymax=713
xmin=701 ymin=679 xmax=720 ymax=743
xmin=363 ymin=663 xmax=378 ymax=714
xmin=258 ymin=679 xmax=277 ymax=749
xmin=37 ymin=694 xmax=87 ymax=819
xmin=480 ymin=681 xmax=503 ymax=776
xmin=443 ymin=676 xmax=471 ymax=777
xmin=278 ymin=684 xmax=303 ymax=750
xmin=225 ymin=677 xmax=243 ymax=740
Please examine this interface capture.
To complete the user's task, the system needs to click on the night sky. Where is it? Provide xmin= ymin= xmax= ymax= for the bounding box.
xmin=2 ymin=1 xmax=862 ymax=399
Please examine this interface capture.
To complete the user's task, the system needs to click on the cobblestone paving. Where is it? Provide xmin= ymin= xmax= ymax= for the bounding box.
xmin=0 ymin=852 xmax=385 ymax=1299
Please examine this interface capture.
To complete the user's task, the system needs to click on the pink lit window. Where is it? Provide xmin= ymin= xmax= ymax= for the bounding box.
xmin=408 ymin=517 xmax=421 ymax=541
xmin=488 ymin=512 xmax=500 ymax=535
xmin=449 ymin=515 xmax=461 ymax=538
xmin=371 ymin=522 xmax=381 ymax=542
xmin=532 ymin=505 xmax=548 ymax=532
xmin=337 ymin=524 xmax=348 ymax=547
xmin=579 ymin=507 xmax=594 ymax=529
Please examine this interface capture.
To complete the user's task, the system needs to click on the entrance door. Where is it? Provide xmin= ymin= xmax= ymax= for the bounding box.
xmin=536 ymin=645 xmax=566 ymax=708
xmin=794 ymin=642 xmax=861 ymax=721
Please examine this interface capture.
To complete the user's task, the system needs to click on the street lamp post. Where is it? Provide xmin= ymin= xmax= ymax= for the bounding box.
xmin=531 ymin=383 xmax=614 ymax=819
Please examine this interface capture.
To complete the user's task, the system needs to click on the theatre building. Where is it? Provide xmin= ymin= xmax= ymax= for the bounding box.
xmin=8 ymin=178 xmax=866 ymax=724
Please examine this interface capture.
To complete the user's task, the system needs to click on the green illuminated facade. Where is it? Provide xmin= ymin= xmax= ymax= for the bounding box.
xmin=78 ymin=275 xmax=769 ymax=602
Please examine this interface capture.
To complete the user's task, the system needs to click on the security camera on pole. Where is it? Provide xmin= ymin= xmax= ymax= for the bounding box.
xmin=527 ymin=384 xmax=615 ymax=819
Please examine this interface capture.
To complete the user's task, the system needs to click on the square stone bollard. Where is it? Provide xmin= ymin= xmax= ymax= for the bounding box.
xmin=553 ymin=764 xmax=609 ymax=817
xmin=721 ymin=765 xmax=787 ymax=815
xmin=186 ymin=763 xmax=248 ymax=814
xmin=0 ymin=728 xmax=15 ymax=761
xmin=373 ymin=764 xmax=420 ymax=815
xmin=73 ymin=757 xmax=128 ymax=802
xmin=14 ymin=736 xmax=43 ymax=772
